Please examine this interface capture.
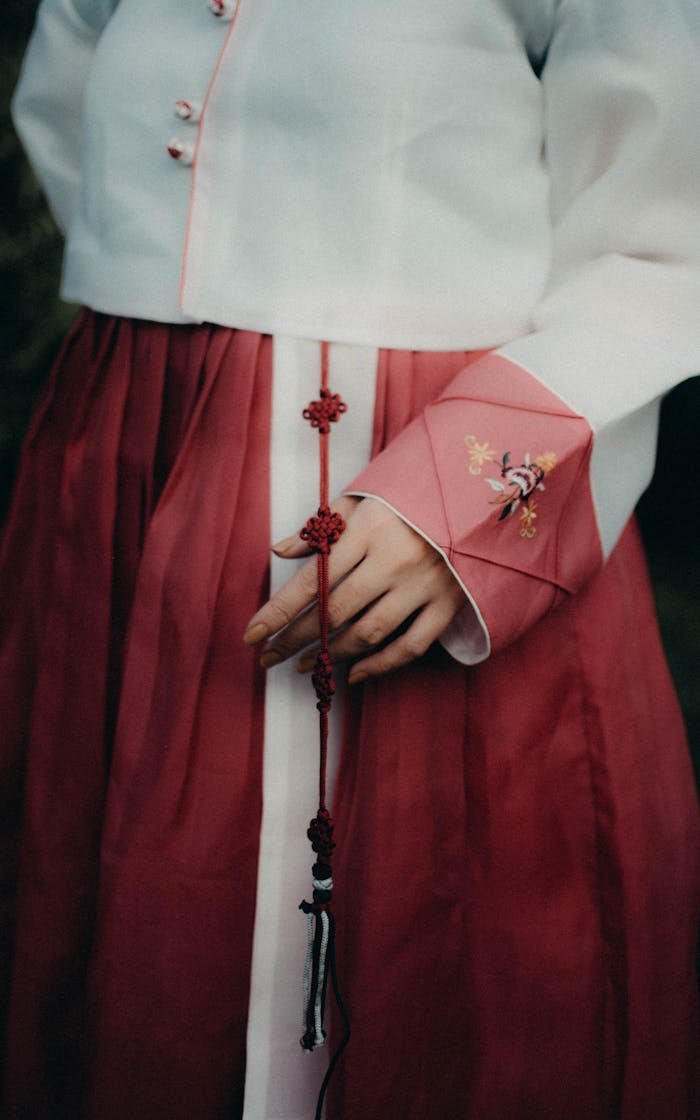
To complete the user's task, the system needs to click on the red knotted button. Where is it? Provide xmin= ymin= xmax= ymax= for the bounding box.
xmin=208 ymin=0 xmax=236 ymax=19
xmin=174 ymin=99 xmax=202 ymax=123
xmin=167 ymin=138 xmax=195 ymax=166
xmin=302 ymin=388 xmax=347 ymax=435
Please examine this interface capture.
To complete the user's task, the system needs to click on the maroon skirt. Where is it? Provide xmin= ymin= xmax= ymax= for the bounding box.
xmin=0 ymin=310 xmax=698 ymax=1119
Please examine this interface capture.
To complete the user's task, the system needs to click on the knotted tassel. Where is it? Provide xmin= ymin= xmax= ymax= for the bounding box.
xmin=299 ymin=812 xmax=335 ymax=1051
xmin=298 ymin=343 xmax=351 ymax=1116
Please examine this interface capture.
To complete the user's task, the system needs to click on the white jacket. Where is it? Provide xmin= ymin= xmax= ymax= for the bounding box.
xmin=11 ymin=5 xmax=700 ymax=1113
xmin=12 ymin=0 xmax=700 ymax=577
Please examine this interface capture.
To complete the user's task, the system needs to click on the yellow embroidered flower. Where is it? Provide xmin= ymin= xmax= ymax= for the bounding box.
xmin=464 ymin=435 xmax=497 ymax=475
xmin=534 ymin=451 xmax=557 ymax=474
xmin=519 ymin=502 xmax=538 ymax=539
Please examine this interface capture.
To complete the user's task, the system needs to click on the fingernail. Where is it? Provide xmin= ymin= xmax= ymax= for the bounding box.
xmin=260 ymin=649 xmax=283 ymax=669
xmin=243 ymin=622 xmax=269 ymax=646
xmin=296 ymin=655 xmax=315 ymax=674
xmin=348 ymin=670 xmax=369 ymax=686
xmin=271 ymin=534 xmax=300 ymax=557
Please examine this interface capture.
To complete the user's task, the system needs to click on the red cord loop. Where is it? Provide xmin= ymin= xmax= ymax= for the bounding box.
xmin=303 ymin=388 xmax=348 ymax=434
xmin=300 ymin=506 xmax=346 ymax=555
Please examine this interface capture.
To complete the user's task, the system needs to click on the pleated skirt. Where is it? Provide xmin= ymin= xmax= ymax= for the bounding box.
xmin=0 ymin=309 xmax=698 ymax=1119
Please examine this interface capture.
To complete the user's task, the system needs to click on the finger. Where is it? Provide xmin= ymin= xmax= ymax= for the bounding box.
xmin=321 ymin=586 xmax=426 ymax=665
xmin=261 ymin=555 xmax=389 ymax=664
xmin=293 ymin=561 xmax=463 ymax=670
xmin=347 ymin=593 xmax=464 ymax=683
xmin=271 ymin=532 xmax=308 ymax=559
xmin=270 ymin=495 xmax=360 ymax=560
xmin=244 ymin=506 xmax=366 ymax=644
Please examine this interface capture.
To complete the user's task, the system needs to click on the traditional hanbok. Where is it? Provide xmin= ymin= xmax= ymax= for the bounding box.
xmin=2 ymin=1 xmax=699 ymax=1117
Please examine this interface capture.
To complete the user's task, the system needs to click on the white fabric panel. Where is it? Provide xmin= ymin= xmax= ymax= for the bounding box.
xmin=10 ymin=0 xmax=119 ymax=233
xmin=243 ymin=337 xmax=376 ymax=1119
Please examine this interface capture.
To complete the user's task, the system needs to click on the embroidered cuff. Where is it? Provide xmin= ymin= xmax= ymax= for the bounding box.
xmin=344 ymin=353 xmax=603 ymax=659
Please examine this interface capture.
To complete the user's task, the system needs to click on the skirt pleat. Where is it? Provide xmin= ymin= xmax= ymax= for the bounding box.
xmin=0 ymin=312 xmax=698 ymax=1119
xmin=328 ymin=347 xmax=700 ymax=1120
xmin=1 ymin=313 xmax=271 ymax=1118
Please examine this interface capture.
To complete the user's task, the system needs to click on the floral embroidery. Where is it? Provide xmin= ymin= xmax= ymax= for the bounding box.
xmin=519 ymin=501 xmax=538 ymax=539
xmin=464 ymin=435 xmax=498 ymax=475
xmin=466 ymin=439 xmax=557 ymax=539
xmin=533 ymin=451 xmax=557 ymax=474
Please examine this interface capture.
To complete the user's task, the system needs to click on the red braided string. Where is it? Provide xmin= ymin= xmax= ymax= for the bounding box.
xmin=299 ymin=344 xmax=352 ymax=1084
xmin=302 ymin=340 xmax=347 ymax=814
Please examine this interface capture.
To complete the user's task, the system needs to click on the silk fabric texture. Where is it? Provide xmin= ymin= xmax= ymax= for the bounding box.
xmin=1 ymin=311 xmax=698 ymax=1119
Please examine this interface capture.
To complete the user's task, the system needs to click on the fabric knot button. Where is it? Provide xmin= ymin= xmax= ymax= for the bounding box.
xmin=302 ymin=388 xmax=348 ymax=434
xmin=311 ymin=650 xmax=335 ymax=712
xmin=167 ymin=138 xmax=195 ymax=166
xmin=300 ymin=507 xmax=346 ymax=555
xmin=208 ymin=0 xmax=236 ymax=19
xmin=174 ymin=99 xmax=202 ymax=123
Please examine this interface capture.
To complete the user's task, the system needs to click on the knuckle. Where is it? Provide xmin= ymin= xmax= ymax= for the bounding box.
xmin=355 ymin=619 xmax=387 ymax=650
xmin=401 ymin=633 xmax=429 ymax=661
xmin=298 ymin=564 xmax=318 ymax=595
xmin=327 ymin=601 xmax=346 ymax=632
xmin=266 ymin=600 xmax=292 ymax=632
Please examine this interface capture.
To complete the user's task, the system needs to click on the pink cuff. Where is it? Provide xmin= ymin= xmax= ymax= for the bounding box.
xmin=345 ymin=353 xmax=602 ymax=657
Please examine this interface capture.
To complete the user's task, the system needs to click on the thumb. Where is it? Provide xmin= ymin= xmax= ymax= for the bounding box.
xmin=271 ymin=532 xmax=311 ymax=559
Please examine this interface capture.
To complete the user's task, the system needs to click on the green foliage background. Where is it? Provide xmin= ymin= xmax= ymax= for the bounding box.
xmin=1 ymin=3 xmax=698 ymax=773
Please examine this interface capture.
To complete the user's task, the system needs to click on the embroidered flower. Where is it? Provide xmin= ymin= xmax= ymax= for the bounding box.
xmin=534 ymin=451 xmax=557 ymax=474
xmin=464 ymin=435 xmax=497 ymax=475
xmin=519 ymin=502 xmax=538 ymax=539
xmin=471 ymin=443 xmax=558 ymax=540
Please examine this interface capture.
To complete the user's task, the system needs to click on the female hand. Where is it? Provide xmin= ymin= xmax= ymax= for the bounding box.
xmin=242 ymin=496 xmax=465 ymax=683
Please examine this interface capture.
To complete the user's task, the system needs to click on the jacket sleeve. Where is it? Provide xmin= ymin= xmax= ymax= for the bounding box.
xmin=346 ymin=0 xmax=700 ymax=664
xmin=11 ymin=0 xmax=119 ymax=235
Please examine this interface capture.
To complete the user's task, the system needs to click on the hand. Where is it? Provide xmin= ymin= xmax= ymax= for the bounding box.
xmin=242 ymin=496 xmax=465 ymax=683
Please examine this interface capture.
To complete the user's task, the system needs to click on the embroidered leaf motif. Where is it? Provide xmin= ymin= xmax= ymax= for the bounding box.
xmin=484 ymin=478 xmax=505 ymax=491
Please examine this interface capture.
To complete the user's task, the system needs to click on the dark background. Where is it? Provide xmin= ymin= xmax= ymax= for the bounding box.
xmin=1 ymin=2 xmax=699 ymax=777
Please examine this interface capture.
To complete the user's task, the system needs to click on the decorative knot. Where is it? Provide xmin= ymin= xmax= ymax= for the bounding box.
xmin=300 ymin=506 xmax=346 ymax=555
xmin=208 ymin=0 xmax=236 ymax=19
xmin=311 ymin=651 xmax=335 ymax=712
xmin=299 ymin=898 xmax=330 ymax=916
xmin=307 ymin=809 xmax=336 ymax=861
xmin=303 ymin=388 xmax=348 ymax=434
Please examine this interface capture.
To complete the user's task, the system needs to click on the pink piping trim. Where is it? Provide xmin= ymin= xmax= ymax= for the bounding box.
xmin=178 ymin=0 xmax=243 ymax=310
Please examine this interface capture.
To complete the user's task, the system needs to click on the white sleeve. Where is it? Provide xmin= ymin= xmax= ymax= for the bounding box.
xmin=11 ymin=0 xmax=119 ymax=235
xmin=348 ymin=0 xmax=700 ymax=666
xmin=498 ymin=0 xmax=700 ymax=558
